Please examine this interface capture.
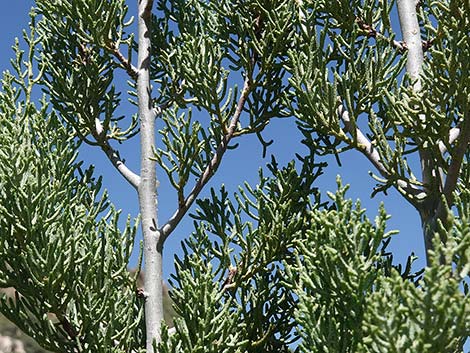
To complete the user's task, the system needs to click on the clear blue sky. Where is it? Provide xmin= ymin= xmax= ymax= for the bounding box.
xmin=1 ymin=2 xmax=425 ymax=280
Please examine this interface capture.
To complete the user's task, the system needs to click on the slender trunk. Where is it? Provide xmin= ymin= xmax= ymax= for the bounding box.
xmin=137 ymin=0 xmax=162 ymax=351
xmin=397 ymin=0 xmax=435 ymax=265
xmin=420 ymin=214 xmax=436 ymax=264
xmin=397 ymin=0 xmax=424 ymax=89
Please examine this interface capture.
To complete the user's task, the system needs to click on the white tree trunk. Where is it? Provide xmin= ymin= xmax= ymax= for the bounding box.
xmin=136 ymin=0 xmax=163 ymax=351
xmin=397 ymin=0 xmax=435 ymax=264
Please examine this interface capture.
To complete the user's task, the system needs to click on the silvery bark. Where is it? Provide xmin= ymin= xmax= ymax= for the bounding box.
xmin=137 ymin=0 xmax=163 ymax=350
xmin=397 ymin=0 xmax=435 ymax=264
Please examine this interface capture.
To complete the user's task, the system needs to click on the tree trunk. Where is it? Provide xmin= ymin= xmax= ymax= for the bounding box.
xmin=397 ymin=0 xmax=434 ymax=265
xmin=136 ymin=0 xmax=163 ymax=351
xmin=419 ymin=212 xmax=436 ymax=265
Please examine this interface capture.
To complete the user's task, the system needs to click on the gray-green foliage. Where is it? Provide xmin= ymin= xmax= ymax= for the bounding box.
xmin=158 ymin=158 xmax=322 ymax=353
xmin=163 ymin=162 xmax=470 ymax=353
xmin=36 ymin=0 xmax=138 ymax=144
xmin=154 ymin=0 xmax=470 ymax=351
xmin=0 ymin=21 xmax=144 ymax=353
xmin=286 ymin=0 xmax=414 ymax=197
xmin=151 ymin=0 xmax=297 ymax=200
xmin=286 ymin=0 xmax=470 ymax=245
xmin=288 ymin=183 xmax=395 ymax=352
xmin=290 ymin=183 xmax=470 ymax=353
xmin=354 ymin=206 xmax=470 ymax=353
xmin=1 ymin=0 xmax=470 ymax=352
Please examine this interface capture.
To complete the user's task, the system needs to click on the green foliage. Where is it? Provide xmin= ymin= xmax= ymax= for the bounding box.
xmin=162 ymin=159 xmax=470 ymax=352
xmin=152 ymin=0 xmax=297 ymax=193
xmin=1 ymin=0 xmax=470 ymax=352
xmin=0 ymin=22 xmax=144 ymax=353
xmin=158 ymin=158 xmax=324 ymax=353
xmin=419 ymin=0 xmax=469 ymax=130
xmin=287 ymin=181 xmax=470 ymax=352
xmin=285 ymin=0 xmax=415 ymax=196
xmin=354 ymin=193 xmax=470 ymax=353
xmin=417 ymin=0 xmax=470 ymax=186
xmin=287 ymin=182 xmax=396 ymax=352
xmin=152 ymin=0 xmax=295 ymax=113
xmin=36 ymin=0 xmax=138 ymax=145
xmin=359 ymin=266 xmax=468 ymax=352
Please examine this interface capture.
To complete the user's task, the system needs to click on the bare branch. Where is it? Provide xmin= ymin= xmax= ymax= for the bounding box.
xmin=397 ymin=0 xmax=424 ymax=89
xmin=136 ymin=1 xmax=161 ymax=351
xmin=100 ymin=141 xmax=141 ymax=189
xmin=398 ymin=0 xmax=437 ymax=264
xmin=437 ymin=115 xmax=470 ymax=221
xmin=338 ymin=102 xmax=424 ymax=204
xmin=338 ymin=103 xmax=387 ymax=177
xmin=160 ymin=78 xmax=251 ymax=242
xmin=111 ymin=45 xmax=139 ymax=81
xmin=90 ymin=119 xmax=141 ymax=189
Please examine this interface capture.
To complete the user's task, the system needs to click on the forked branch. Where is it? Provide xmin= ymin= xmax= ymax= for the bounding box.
xmin=160 ymin=78 xmax=252 ymax=242
xmin=110 ymin=44 xmax=139 ymax=81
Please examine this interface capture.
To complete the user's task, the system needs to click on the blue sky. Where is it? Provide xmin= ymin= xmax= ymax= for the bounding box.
xmin=1 ymin=1 xmax=425 ymax=280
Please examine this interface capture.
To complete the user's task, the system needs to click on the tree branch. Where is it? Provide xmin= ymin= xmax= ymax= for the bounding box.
xmin=338 ymin=103 xmax=387 ymax=177
xmin=397 ymin=1 xmax=430 ymax=187
xmin=436 ymin=114 xmax=470 ymax=222
xmin=110 ymin=45 xmax=139 ymax=81
xmin=398 ymin=0 xmax=436 ymax=264
xmin=136 ymin=0 xmax=161 ymax=351
xmin=91 ymin=119 xmax=140 ymax=189
xmin=160 ymin=78 xmax=251 ymax=242
xmin=100 ymin=141 xmax=141 ymax=189
xmin=397 ymin=0 xmax=424 ymax=90
xmin=337 ymin=102 xmax=424 ymax=204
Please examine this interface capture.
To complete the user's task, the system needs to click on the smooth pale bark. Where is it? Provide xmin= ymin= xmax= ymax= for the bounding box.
xmin=397 ymin=1 xmax=470 ymax=265
xmin=337 ymin=102 xmax=425 ymax=205
xmin=397 ymin=0 xmax=436 ymax=264
xmin=136 ymin=0 xmax=162 ymax=351
xmin=397 ymin=0 xmax=424 ymax=89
